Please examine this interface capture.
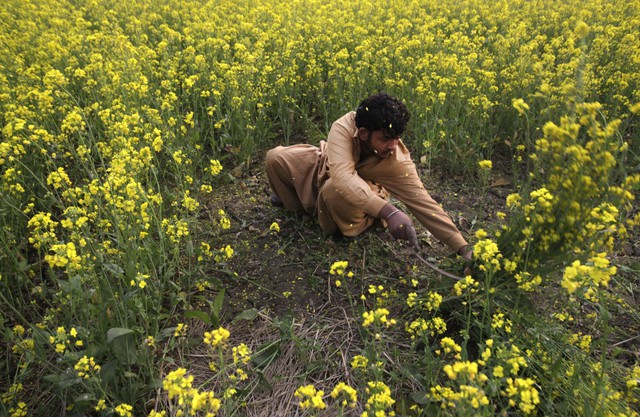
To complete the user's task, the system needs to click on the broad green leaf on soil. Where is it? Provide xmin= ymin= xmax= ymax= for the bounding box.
xmin=233 ymin=308 xmax=259 ymax=323
xmin=185 ymin=310 xmax=212 ymax=325
xmin=43 ymin=372 xmax=82 ymax=389
xmin=212 ymin=290 xmax=225 ymax=313
xmin=107 ymin=327 xmax=134 ymax=343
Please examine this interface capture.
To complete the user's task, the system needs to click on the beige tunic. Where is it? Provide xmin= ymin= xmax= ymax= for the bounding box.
xmin=265 ymin=111 xmax=467 ymax=252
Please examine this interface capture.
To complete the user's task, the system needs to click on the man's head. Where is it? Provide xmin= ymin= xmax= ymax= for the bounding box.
xmin=355 ymin=93 xmax=410 ymax=137
xmin=355 ymin=93 xmax=410 ymax=158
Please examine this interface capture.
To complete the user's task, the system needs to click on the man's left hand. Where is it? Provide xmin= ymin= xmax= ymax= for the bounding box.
xmin=458 ymin=245 xmax=473 ymax=262
xmin=386 ymin=210 xmax=419 ymax=248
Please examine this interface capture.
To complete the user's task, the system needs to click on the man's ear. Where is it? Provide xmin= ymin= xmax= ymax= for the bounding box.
xmin=358 ymin=127 xmax=369 ymax=141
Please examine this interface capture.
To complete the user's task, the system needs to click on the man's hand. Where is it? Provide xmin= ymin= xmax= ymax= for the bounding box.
xmin=457 ymin=245 xmax=473 ymax=262
xmin=384 ymin=208 xmax=419 ymax=248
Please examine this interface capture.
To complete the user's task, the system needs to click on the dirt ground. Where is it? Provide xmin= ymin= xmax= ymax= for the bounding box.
xmin=198 ymin=149 xmax=640 ymax=345
xmin=189 ymin=155 xmax=511 ymax=416
xmin=201 ymin=155 xmax=510 ymax=318
xmin=187 ymin=153 xmax=639 ymax=416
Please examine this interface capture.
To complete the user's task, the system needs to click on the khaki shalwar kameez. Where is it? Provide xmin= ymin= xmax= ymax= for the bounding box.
xmin=265 ymin=111 xmax=467 ymax=252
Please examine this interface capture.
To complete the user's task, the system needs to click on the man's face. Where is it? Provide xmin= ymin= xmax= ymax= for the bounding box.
xmin=359 ymin=128 xmax=400 ymax=159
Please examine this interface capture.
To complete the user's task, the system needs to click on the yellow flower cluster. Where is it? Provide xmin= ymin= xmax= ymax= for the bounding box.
xmin=198 ymin=242 xmax=214 ymax=262
xmin=406 ymin=292 xmax=418 ymax=308
xmin=1 ymin=383 xmax=23 ymax=407
xmin=431 ymin=384 xmax=490 ymax=410
xmin=232 ymin=343 xmax=252 ymax=365
xmin=46 ymin=167 xmax=72 ymax=190
xmin=329 ymin=260 xmax=349 ymax=276
xmin=173 ymin=323 xmax=188 ymax=338
xmin=162 ymin=368 xmax=221 ymax=415
xmin=473 ymin=238 xmax=503 ymax=272
xmin=478 ymin=160 xmax=493 ymax=170
xmin=25 ymin=198 xmax=54 ymax=233
xmin=294 ymin=384 xmax=326 ymax=411
xmin=362 ymin=308 xmax=396 ymax=328
xmin=1 ymin=0 xmax=639 ymax=414
xmin=443 ymin=361 xmax=480 ymax=381
xmin=504 ymin=378 xmax=540 ymax=414
xmin=162 ymin=216 xmax=190 ymax=244
xmin=512 ymin=98 xmax=530 ymax=116
xmin=114 ymin=403 xmax=133 ymax=417
xmin=453 ymin=275 xmax=479 ymax=296
xmin=7 ymin=402 xmax=27 ymax=417
xmin=436 ymin=337 xmax=462 ymax=359
xmin=500 ymin=103 xmax=638 ymax=285
xmin=568 ymin=332 xmax=592 ymax=353
xmin=214 ymin=245 xmax=234 ymax=263
xmin=207 ymin=159 xmax=223 ymax=176
xmin=406 ymin=291 xmax=443 ymax=311
xmin=217 ymin=210 xmax=231 ymax=230
xmin=365 ymin=284 xmax=395 ymax=306
xmin=204 ymin=327 xmax=231 ymax=348
xmin=432 ymin=339 xmax=537 ymax=413
xmin=181 ymin=190 xmax=199 ymax=212
xmin=405 ymin=316 xmax=447 ymax=340
xmin=2 ymin=167 xmax=25 ymax=195
xmin=330 ymin=382 xmax=357 ymax=408
xmin=561 ymin=252 xmax=617 ymax=297
xmin=48 ymin=326 xmax=83 ymax=354
xmin=74 ymin=356 xmax=101 ymax=379
xmin=44 ymin=242 xmax=83 ymax=271
xmin=513 ymin=271 xmax=542 ymax=292
xmin=491 ymin=312 xmax=513 ymax=334
xmin=351 ymin=355 xmax=369 ymax=370
xmin=626 ymin=366 xmax=640 ymax=406
xmin=130 ymin=272 xmax=149 ymax=289
xmin=362 ymin=381 xmax=396 ymax=417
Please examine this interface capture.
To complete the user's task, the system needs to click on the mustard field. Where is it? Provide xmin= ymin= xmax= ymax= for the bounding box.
xmin=1 ymin=0 xmax=639 ymax=416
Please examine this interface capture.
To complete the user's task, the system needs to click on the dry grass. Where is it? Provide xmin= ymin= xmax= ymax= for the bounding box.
xmin=155 ymin=304 xmax=368 ymax=416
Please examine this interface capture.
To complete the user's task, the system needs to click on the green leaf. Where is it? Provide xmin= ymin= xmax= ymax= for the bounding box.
xmin=209 ymin=289 xmax=225 ymax=327
xmin=206 ymin=274 xmax=223 ymax=289
xmin=186 ymin=239 xmax=194 ymax=256
xmin=149 ymin=378 xmax=163 ymax=389
xmin=111 ymin=334 xmax=138 ymax=365
xmin=43 ymin=372 xmax=82 ymax=389
xmin=58 ymin=275 xmax=83 ymax=293
xmin=304 ymin=361 xmax=323 ymax=373
xmin=233 ymin=308 xmax=259 ymax=323
xmin=251 ymin=341 xmax=280 ymax=370
xmin=185 ymin=310 xmax=212 ymax=325
xmin=107 ymin=327 xmax=134 ymax=343
xmin=74 ymin=393 xmax=95 ymax=403
xmin=160 ymin=327 xmax=176 ymax=341
xmin=104 ymin=263 xmax=124 ymax=275
xmin=618 ymin=263 xmax=640 ymax=273
xmin=43 ymin=374 xmax=60 ymax=383
xmin=212 ymin=289 xmax=225 ymax=317
xmin=99 ymin=360 xmax=117 ymax=385
xmin=410 ymin=391 xmax=429 ymax=405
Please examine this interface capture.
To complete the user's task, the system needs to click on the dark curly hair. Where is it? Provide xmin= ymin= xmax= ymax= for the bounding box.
xmin=355 ymin=93 xmax=410 ymax=137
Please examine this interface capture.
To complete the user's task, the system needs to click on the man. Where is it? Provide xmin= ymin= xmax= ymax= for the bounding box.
xmin=265 ymin=93 xmax=472 ymax=260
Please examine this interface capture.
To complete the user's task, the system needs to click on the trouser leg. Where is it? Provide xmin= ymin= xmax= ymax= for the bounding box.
xmin=317 ymin=178 xmax=377 ymax=237
xmin=265 ymin=145 xmax=319 ymax=214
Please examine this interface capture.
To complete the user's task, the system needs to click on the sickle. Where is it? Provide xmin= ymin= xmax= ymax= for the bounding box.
xmin=413 ymin=248 xmax=464 ymax=281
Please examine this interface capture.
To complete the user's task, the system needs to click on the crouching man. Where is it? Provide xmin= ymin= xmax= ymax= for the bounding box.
xmin=265 ymin=92 xmax=472 ymax=260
